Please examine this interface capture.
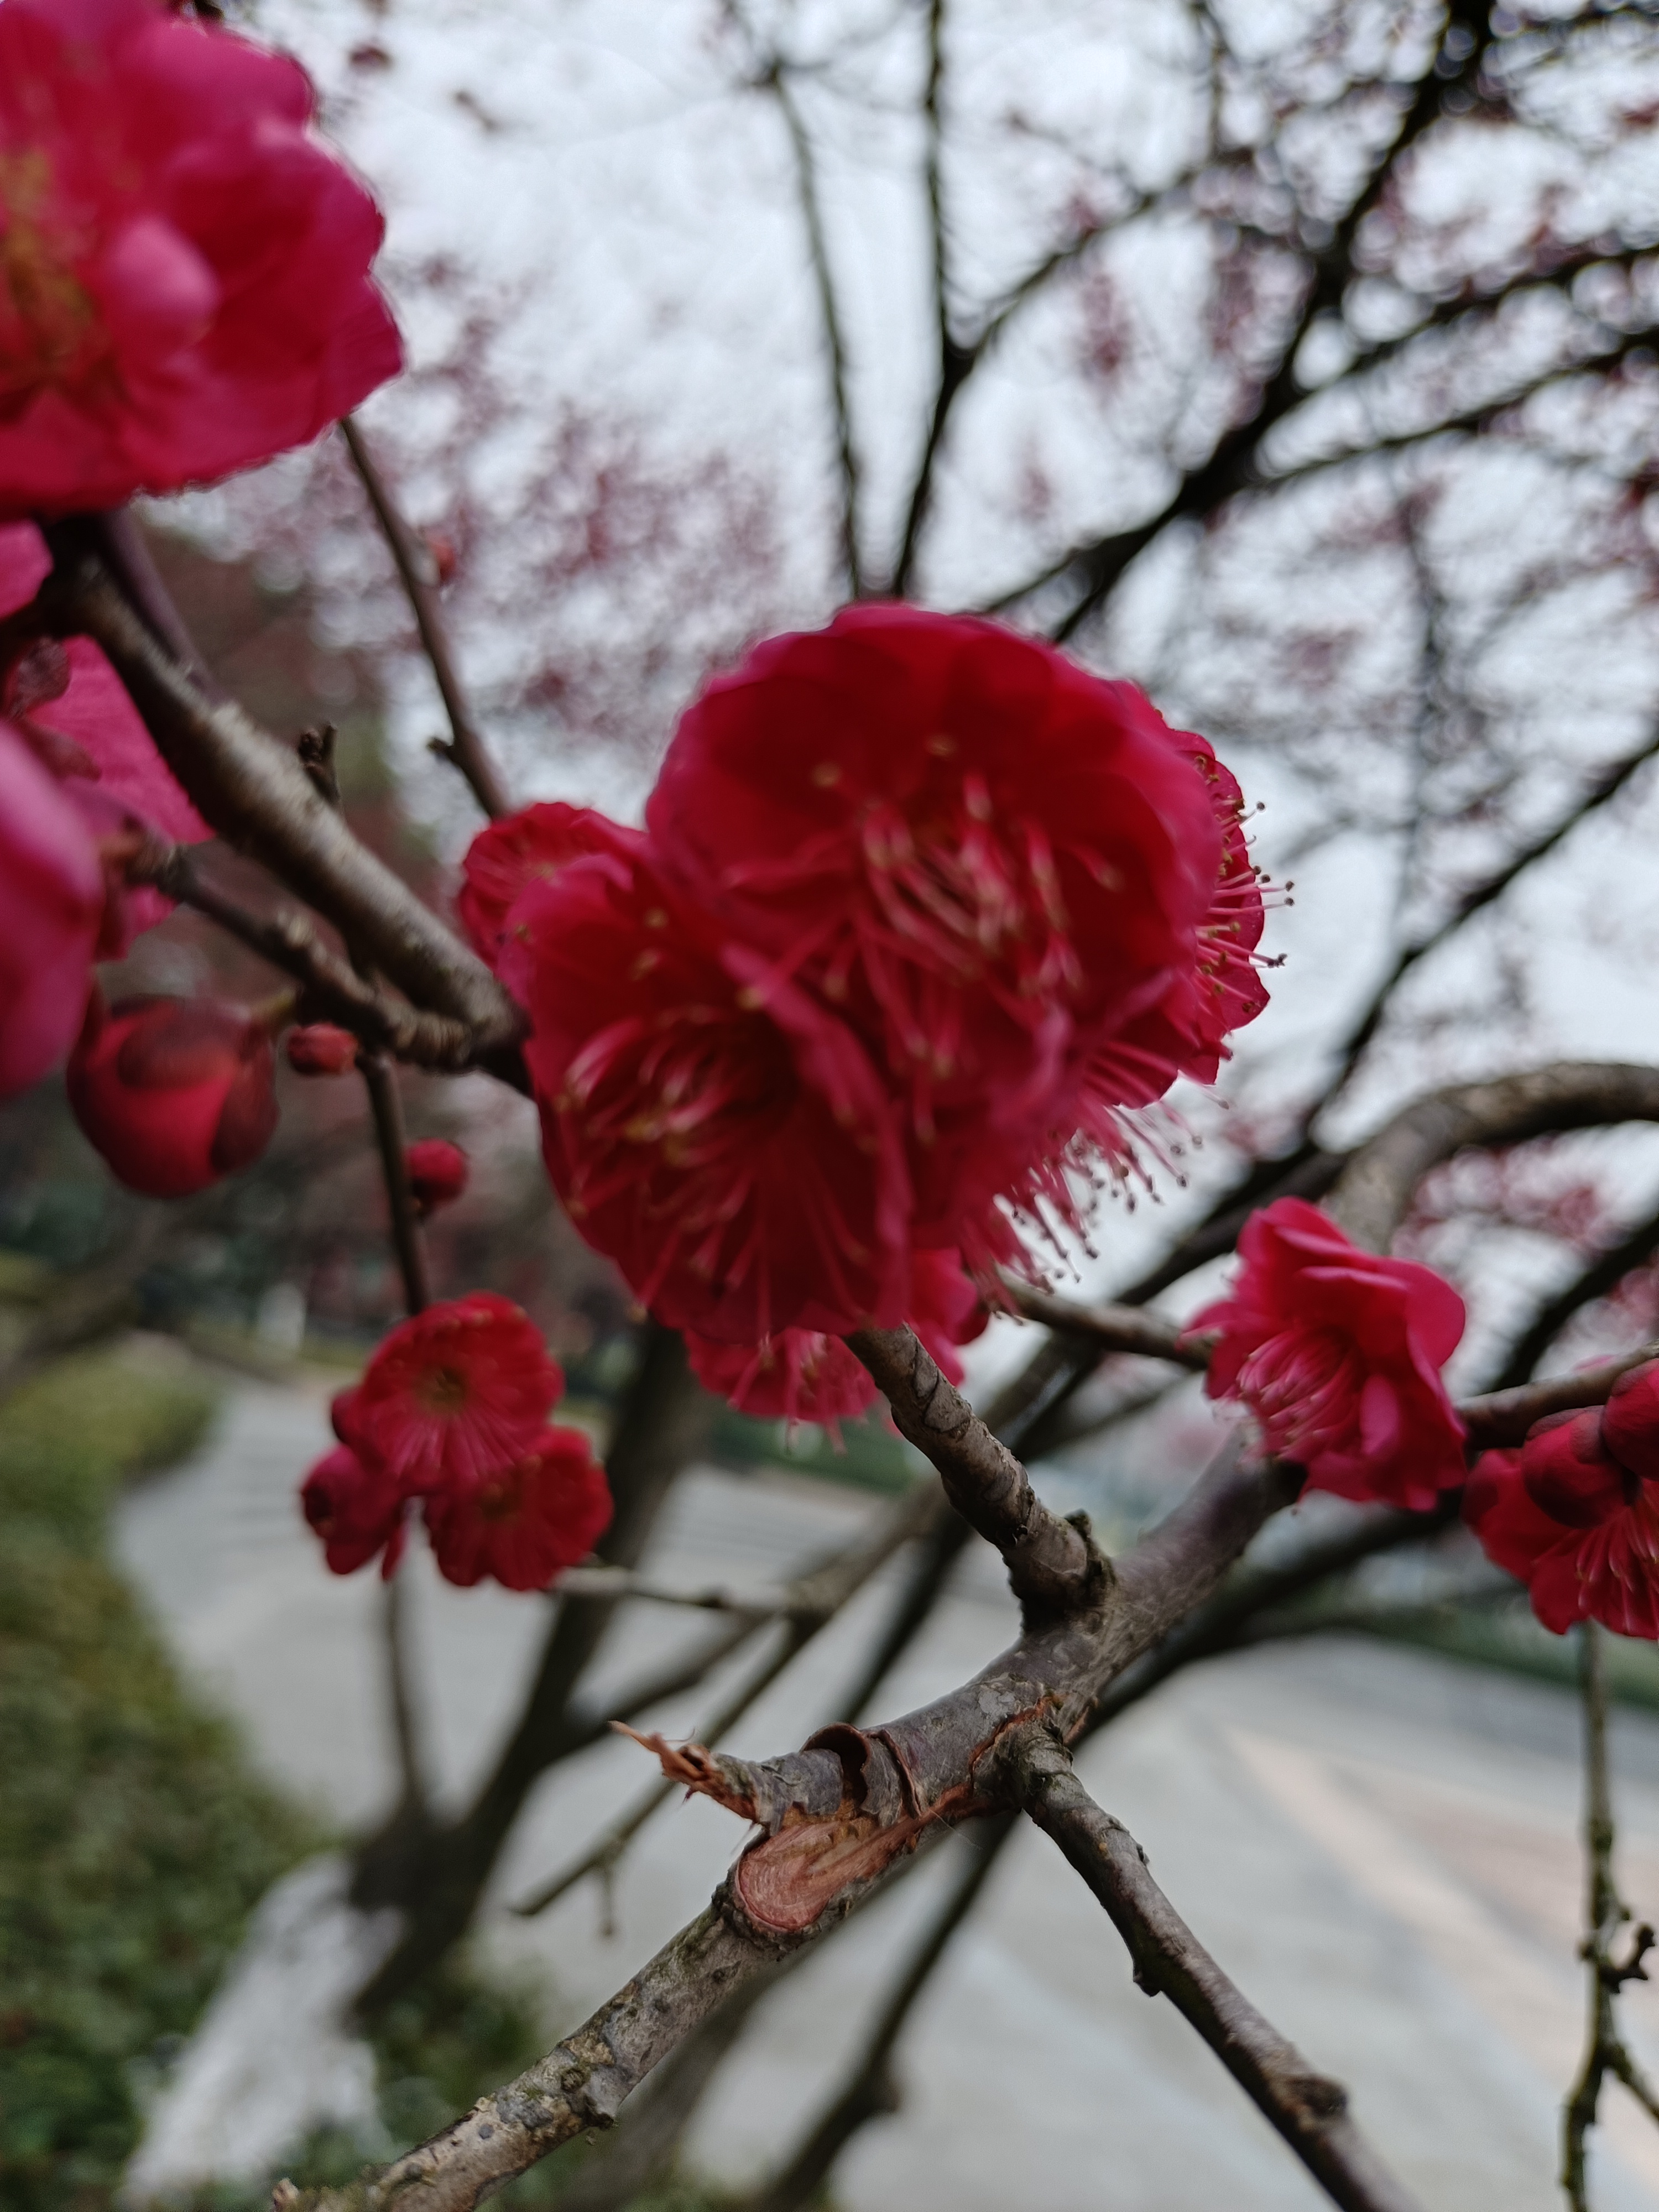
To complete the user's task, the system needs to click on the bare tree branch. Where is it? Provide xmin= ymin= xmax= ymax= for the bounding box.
xmin=846 ymin=1323 xmax=1096 ymax=1615
xmin=1321 ymin=728 xmax=1659 ymax=1113
xmin=968 ymin=0 xmax=1512 ymax=637
xmin=1563 ymin=1621 xmax=1659 ymax=2208
xmin=20 ymin=541 xmax=522 ymax=1053
xmin=999 ymin=1277 xmax=1211 ymax=1368
xmin=128 ymin=838 xmax=497 ymax=1076
xmin=1018 ymin=1734 xmax=1426 ymax=2212
xmin=759 ymin=58 xmax=864 ymax=596
xmin=338 ymin=416 xmax=511 ymax=822
xmin=1326 ymin=1064 xmax=1659 ymax=1255
xmin=1490 ymin=1199 xmax=1659 ymax=1395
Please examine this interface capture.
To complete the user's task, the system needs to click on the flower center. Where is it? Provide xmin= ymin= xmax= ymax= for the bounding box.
xmin=1237 ymin=1324 xmax=1363 ymax=1459
xmin=0 ymin=155 xmax=110 ymax=417
xmin=415 ymin=1364 xmax=469 ymax=1416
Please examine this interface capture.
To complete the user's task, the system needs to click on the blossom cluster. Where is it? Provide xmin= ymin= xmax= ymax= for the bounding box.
xmin=301 ymin=1291 xmax=612 ymax=1589
xmin=465 ymin=606 xmax=1270 ymax=1412
xmin=1466 ymin=1364 xmax=1659 ymax=1639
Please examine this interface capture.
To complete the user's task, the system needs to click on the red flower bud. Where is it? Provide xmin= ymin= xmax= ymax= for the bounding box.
xmin=1602 ymin=1360 xmax=1659 ymax=1483
xmin=405 ymin=1138 xmax=469 ymax=1213
xmin=1520 ymin=1408 xmax=1630 ymax=1528
xmin=67 ymin=990 xmax=280 ymax=1197
xmin=286 ymin=1022 xmax=359 ymax=1076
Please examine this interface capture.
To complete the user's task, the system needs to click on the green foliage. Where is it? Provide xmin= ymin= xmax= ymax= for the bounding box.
xmin=0 ymin=1354 xmax=315 ymax=2212
xmin=0 ymin=1350 xmax=739 ymax=2212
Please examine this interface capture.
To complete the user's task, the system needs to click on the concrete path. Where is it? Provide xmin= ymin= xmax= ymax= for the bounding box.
xmin=115 ymin=1375 xmax=1659 ymax=2209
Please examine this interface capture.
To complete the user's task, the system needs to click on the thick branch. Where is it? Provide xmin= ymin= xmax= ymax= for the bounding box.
xmin=1000 ymin=1277 xmax=1211 ymax=1368
xmin=1019 ymin=1735 xmax=1425 ymax=2212
xmin=130 ymin=839 xmax=504 ymax=1077
xmin=283 ymin=1901 xmax=786 ymax=2212
xmin=26 ymin=542 xmax=521 ymax=1053
xmin=339 ymin=417 xmax=510 ymax=821
xmin=1326 ymin=1063 xmax=1659 ymax=1254
xmin=846 ymin=1323 xmax=1095 ymax=1615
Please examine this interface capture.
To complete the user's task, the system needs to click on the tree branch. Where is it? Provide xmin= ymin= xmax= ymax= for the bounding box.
xmin=23 ymin=539 xmax=521 ymax=1053
xmin=1018 ymin=1734 xmax=1426 ymax=2212
xmin=761 ymin=59 xmax=863 ymax=597
xmin=280 ymin=1901 xmax=791 ymax=2212
xmin=999 ymin=1277 xmax=1211 ymax=1368
xmin=1563 ymin=1621 xmax=1659 ymax=2209
xmin=846 ymin=1323 xmax=1096 ymax=1615
xmin=338 ymin=416 xmax=510 ymax=822
xmin=1325 ymin=1063 xmax=1659 ymax=1255
xmin=1319 ymin=727 xmax=1659 ymax=1114
xmin=974 ymin=0 xmax=1505 ymax=637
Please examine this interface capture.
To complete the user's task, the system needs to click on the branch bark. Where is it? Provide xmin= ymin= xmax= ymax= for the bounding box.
xmin=338 ymin=418 xmax=511 ymax=822
xmin=846 ymin=1323 xmax=1097 ymax=1615
xmin=25 ymin=538 xmax=521 ymax=1053
xmin=1325 ymin=1064 xmax=1659 ymax=1255
xmin=1018 ymin=1735 xmax=1426 ymax=2212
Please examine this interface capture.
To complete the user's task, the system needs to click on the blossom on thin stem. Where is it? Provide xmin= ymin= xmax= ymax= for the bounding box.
xmin=1466 ymin=1358 xmax=1659 ymax=1639
xmin=1190 ymin=1197 xmax=1467 ymax=1510
xmin=405 ymin=1138 xmax=468 ymax=1214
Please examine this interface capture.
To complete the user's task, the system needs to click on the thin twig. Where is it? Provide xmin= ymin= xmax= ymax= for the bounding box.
xmin=25 ymin=540 xmax=521 ymax=1048
xmin=999 ymin=1277 xmax=1212 ymax=1369
xmin=512 ymin=1618 xmax=805 ymax=1921
xmin=763 ymin=62 xmax=863 ymax=596
xmin=1019 ymin=1734 xmax=1426 ymax=2212
xmin=1563 ymin=1621 xmax=1659 ymax=2208
xmin=127 ymin=837 xmax=495 ymax=1076
xmin=888 ymin=0 xmax=971 ymax=596
xmin=340 ymin=416 xmax=510 ymax=821
xmin=1321 ymin=732 xmax=1659 ymax=1115
xmin=550 ymin=1565 xmax=786 ymax=1615
xmin=358 ymin=1052 xmax=432 ymax=1316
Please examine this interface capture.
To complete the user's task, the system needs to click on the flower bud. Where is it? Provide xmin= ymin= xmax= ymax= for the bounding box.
xmin=67 ymin=990 xmax=280 ymax=1198
xmin=405 ymin=1137 xmax=468 ymax=1213
xmin=1602 ymin=1360 xmax=1659 ymax=1484
xmin=1520 ymin=1408 xmax=1629 ymax=1529
xmin=286 ymin=1022 xmax=359 ymax=1076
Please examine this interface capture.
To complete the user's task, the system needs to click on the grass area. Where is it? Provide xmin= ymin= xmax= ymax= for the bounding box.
xmin=0 ymin=1351 xmax=309 ymax=2212
xmin=0 ymin=1348 xmax=740 ymax=2212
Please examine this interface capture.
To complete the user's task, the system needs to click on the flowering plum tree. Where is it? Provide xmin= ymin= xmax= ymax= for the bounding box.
xmin=11 ymin=2 xmax=1659 ymax=2210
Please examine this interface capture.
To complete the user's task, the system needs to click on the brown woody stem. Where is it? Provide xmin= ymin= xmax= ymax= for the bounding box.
xmin=1018 ymin=1734 xmax=1426 ymax=2212
xmin=338 ymin=417 xmax=512 ymax=822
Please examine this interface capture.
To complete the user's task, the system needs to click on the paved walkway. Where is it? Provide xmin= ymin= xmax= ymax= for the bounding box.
xmin=116 ymin=1376 xmax=1659 ymax=2209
